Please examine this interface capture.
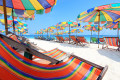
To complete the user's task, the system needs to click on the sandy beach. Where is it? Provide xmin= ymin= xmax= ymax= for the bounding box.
xmin=29 ymin=38 xmax=120 ymax=80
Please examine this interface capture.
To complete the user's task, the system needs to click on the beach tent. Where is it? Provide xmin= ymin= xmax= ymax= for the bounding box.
xmin=77 ymin=3 xmax=120 ymax=48
xmin=103 ymin=21 xmax=120 ymax=37
xmin=56 ymin=21 xmax=80 ymax=43
xmin=83 ymin=25 xmax=102 ymax=43
xmin=1 ymin=0 xmax=57 ymax=35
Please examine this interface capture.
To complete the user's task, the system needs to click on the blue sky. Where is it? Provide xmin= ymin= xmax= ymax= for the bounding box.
xmin=0 ymin=0 xmax=120 ymax=35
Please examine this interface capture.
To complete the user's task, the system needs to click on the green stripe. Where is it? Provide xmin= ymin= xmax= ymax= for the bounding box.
xmin=80 ymin=11 xmax=95 ymax=18
xmin=100 ymin=11 xmax=107 ymax=21
xmin=0 ymin=43 xmax=74 ymax=70
xmin=88 ymin=13 xmax=98 ymax=22
xmin=84 ymin=67 xmax=94 ymax=80
xmin=21 ymin=0 xmax=35 ymax=10
xmin=104 ymin=8 xmax=120 ymax=11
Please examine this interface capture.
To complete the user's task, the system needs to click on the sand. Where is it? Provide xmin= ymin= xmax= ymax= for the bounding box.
xmin=29 ymin=39 xmax=120 ymax=80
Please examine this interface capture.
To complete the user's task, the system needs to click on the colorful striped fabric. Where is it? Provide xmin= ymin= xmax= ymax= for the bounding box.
xmin=103 ymin=22 xmax=120 ymax=30
xmin=9 ymin=35 xmax=20 ymax=43
xmin=83 ymin=25 xmax=103 ymax=32
xmin=77 ymin=3 xmax=120 ymax=22
xmin=105 ymin=37 xmax=119 ymax=47
xmin=42 ymin=48 xmax=68 ymax=60
xmin=0 ymin=38 xmax=102 ymax=80
xmin=0 ymin=0 xmax=56 ymax=10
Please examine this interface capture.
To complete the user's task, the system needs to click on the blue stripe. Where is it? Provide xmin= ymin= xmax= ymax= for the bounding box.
xmin=104 ymin=11 xmax=120 ymax=21
xmin=0 ymin=0 xmax=13 ymax=8
xmin=0 ymin=40 xmax=74 ymax=69
xmin=37 ymin=0 xmax=51 ymax=9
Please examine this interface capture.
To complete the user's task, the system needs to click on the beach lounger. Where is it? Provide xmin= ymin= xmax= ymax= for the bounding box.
xmin=34 ymin=48 xmax=70 ymax=61
xmin=77 ymin=36 xmax=89 ymax=46
xmin=99 ymin=38 xmax=105 ymax=43
xmin=91 ymin=37 xmax=98 ymax=43
xmin=102 ymin=37 xmax=120 ymax=51
xmin=55 ymin=36 xmax=60 ymax=42
xmin=70 ymin=36 xmax=80 ymax=45
xmin=0 ymin=36 xmax=108 ymax=80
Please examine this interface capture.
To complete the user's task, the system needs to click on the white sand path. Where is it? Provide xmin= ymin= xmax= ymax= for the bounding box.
xmin=29 ymin=39 xmax=120 ymax=80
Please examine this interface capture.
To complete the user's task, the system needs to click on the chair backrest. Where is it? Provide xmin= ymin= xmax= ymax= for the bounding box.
xmin=70 ymin=36 xmax=76 ymax=41
xmin=9 ymin=35 xmax=20 ymax=43
xmin=59 ymin=37 xmax=64 ymax=41
xmin=91 ymin=37 xmax=97 ymax=41
xmin=104 ymin=37 xmax=119 ymax=47
xmin=65 ymin=37 xmax=69 ymax=41
xmin=56 ymin=36 xmax=60 ymax=41
xmin=99 ymin=38 xmax=104 ymax=42
xmin=77 ymin=37 xmax=86 ymax=43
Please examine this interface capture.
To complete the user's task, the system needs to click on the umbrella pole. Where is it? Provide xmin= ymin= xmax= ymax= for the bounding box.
xmin=12 ymin=9 xmax=15 ymax=34
xmin=3 ymin=0 xmax=8 ymax=35
xmin=69 ymin=24 xmax=70 ymax=44
xmin=98 ymin=11 xmax=100 ymax=48
xmin=47 ymin=29 xmax=48 ymax=40
xmin=76 ymin=30 xmax=77 ymax=37
xmin=117 ymin=21 xmax=120 ymax=38
xmin=90 ymin=30 xmax=92 ymax=43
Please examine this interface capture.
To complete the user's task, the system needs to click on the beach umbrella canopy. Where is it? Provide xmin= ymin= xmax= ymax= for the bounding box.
xmin=103 ymin=21 xmax=120 ymax=37
xmin=0 ymin=19 xmax=27 ymax=27
xmin=71 ymin=29 xmax=84 ymax=37
xmin=1 ymin=0 xmax=57 ymax=35
xmin=83 ymin=25 xmax=103 ymax=43
xmin=83 ymin=25 xmax=102 ymax=31
xmin=77 ymin=3 xmax=120 ymax=48
xmin=56 ymin=21 xmax=80 ymax=43
xmin=0 ymin=7 xmax=35 ymax=20
xmin=0 ymin=0 xmax=56 ymax=11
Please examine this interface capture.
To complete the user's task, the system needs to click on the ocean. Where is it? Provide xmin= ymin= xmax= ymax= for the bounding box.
xmin=22 ymin=35 xmax=120 ymax=42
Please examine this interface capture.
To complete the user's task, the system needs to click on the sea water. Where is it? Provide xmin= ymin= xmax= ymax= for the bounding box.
xmin=22 ymin=35 xmax=120 ymax=42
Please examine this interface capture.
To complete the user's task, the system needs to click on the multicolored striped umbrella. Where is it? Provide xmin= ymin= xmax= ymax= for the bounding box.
xmin=77 ymin=3 xmax=120 ymax=48
xmin=83 ymin=25 xmax=103 ymax=43
xmin=83 ymin=25 xmax=102 ymax=32
xmin=0 ymin=19 xmax=27 ymax=27
xmin=0 ymin=0 xmax=56 ymax=11
xmin=71 ymin=29 xmax=83 ymax=37
xmin=0 ymin=7 xmax=35 ymax=20
xmin=56 ymin=21 xmax=80 ymax=43
xmin=1 ymin=0 xmax=57 ymax=35
xmin=77 ymin=3 xmax=120 ymax=23
xmin=103 ymin=21 xmax=120 ymax=37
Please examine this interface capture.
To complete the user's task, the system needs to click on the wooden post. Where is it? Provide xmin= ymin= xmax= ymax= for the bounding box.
xmin=98 ymin=11 xmax=100 ymax=48
xmin=12 ymin=9 xmax=15 ymax=34
xmin=69 ymin=24 xmax=70 ymax=44
xmin=3 ymin=0 xmax=8 ymax=35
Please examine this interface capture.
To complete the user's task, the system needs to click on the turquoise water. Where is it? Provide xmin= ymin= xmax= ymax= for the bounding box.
xmin=22 ymin=35 xmax=120 ymax=42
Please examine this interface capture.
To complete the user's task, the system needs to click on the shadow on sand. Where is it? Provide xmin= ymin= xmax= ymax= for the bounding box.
xmin=97 ymin=49 xmax=120 ymax=62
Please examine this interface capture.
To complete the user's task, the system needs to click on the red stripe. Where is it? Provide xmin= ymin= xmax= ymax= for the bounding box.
xmin=46 ymin=0 xmax=55 ymax=6
xmin=12 ymin=0 xmax=25 ymax=10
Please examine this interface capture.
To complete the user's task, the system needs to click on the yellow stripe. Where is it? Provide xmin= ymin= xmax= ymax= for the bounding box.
xmin=94 ymin=12 xmax=99 ymax=22
xmin=29 ymin=0 xmax=44 ymax=10
xmin=87 ymin=68 xmax=97 ymax=80
xmin=101 ymin=11 xmax=113 ymax=21
xmin=78 ymin=11 xmax=95 ymax=21
xmin=66 ymin=62 xmax=85 ymax=79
